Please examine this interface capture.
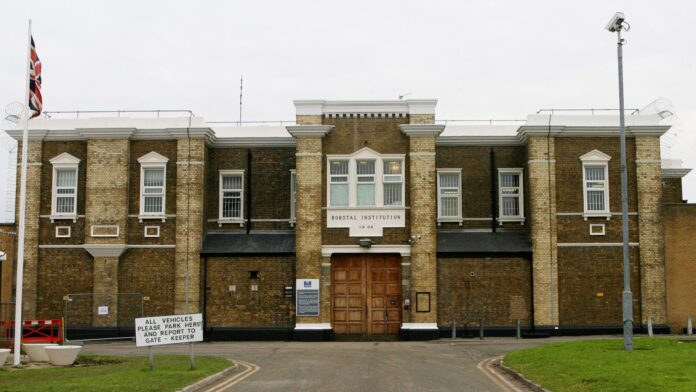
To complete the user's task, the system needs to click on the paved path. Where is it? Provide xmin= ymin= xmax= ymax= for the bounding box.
xmin=80 ymin=336 xmax=617 ymax=391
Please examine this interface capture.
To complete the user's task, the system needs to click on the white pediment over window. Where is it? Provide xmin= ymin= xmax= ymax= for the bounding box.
xmin=345 ymin=147 xmax=382 ymax=159
xmin=137 ymin=151 xmax=169 ymax=165
xmin=49 ymin=152 xmax=81 ymax=166
xmin=579 ymin=149 xmax=611 ymax=163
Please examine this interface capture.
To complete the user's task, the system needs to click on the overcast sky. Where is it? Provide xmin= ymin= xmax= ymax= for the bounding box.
xmin=1 ymin=0 xmax=694 ymax=221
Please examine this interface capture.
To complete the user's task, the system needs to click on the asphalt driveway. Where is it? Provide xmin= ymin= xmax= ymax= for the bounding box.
xmin=79 ymin=336 xmax=613 ymax=391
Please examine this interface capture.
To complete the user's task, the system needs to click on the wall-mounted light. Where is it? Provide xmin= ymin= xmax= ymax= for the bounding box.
xmin=250 ymin=284 xmax=259 ymax=292
xmin=0 ymin=250 xmax=6 ymax=262
xmin=408 ymin=235 xmax=422 ymax=244
xmin=359 ymin=239 xmax=373 ymax=248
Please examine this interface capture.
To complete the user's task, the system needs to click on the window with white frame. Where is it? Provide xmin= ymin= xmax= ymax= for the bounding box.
xmin=356 ymin=159 xmax=376 ymax=206
xmin=290 ymin=170 xmax=296 ymax=222
xmin=579 ymin=149 xmax=611 ymax=216
xmin=219 ymin=170 xmax=244 ymax=220
xmin=383 ymin=159 xmax=404 ymax=206
xmin=327 ymin=148 xmax=405 ymax=208
xmin=329 ymin=160 xmax=349 ymax=206
xmin=49 ymin=152 xmax=81 ymax=218
xmin=138 ymin=152 xmax=169 ymax=217
xmin=498 ymin=168 xmax=524 ymax=221
xmin=437 ymin=169 xmax=461 ymax=221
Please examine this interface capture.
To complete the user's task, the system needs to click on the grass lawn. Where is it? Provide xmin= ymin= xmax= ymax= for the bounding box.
xmin=504 ymin=338 xmax=696 ymax=392
xmin=0 ymin=355 xmax=232 ymax=392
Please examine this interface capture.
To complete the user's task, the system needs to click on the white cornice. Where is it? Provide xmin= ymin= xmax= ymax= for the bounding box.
xmin=77 ymin=128 xmax=135 ymax=139
xmin=5 ymin=129 xmax=48 ymax=140
xmin=285 ymin=125 xmax=333 ymax=138
xmin=293 ymin=99 xmax=437 ymax=116
xmin=400 ymin=124 xmax=445 ymax=137
xmin=662 ymin=168 xmax=692 ymax=178
xmin=212 ymin=137 xmax=296 ymax=148
xmin=436 ymin=135 xmax=523 ymax=146
xmin=518 ymin=125 xmax=670 ymax=140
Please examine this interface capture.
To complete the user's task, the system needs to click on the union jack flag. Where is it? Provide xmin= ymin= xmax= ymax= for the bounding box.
xmin=29 ymin=36 xmax=42 ymax=118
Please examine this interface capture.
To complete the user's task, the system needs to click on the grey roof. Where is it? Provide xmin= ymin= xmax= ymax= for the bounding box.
xmin=200 ymin=232 xmax=295 ymax=256
xmin=436 ymin=231 xmax=531 ymax=254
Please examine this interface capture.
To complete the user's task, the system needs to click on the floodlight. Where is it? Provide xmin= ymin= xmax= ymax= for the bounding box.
xmin=605 ymin=12 xmax=625 ymax=32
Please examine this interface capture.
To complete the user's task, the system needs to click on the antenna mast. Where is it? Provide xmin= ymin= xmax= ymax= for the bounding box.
xmin=238 ymin=75 xmax=243 ymax=126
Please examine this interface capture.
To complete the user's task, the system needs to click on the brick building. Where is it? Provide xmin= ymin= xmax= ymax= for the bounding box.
xmin=3 ymin=99 xmax=693 ymax=340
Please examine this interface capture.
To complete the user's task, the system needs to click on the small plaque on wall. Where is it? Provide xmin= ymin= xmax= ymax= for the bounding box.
xmin=416 ymin=292 xmax=431 ymax=313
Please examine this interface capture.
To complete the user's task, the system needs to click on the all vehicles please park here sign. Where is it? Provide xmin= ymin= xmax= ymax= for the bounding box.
xmin=135 ymin=313 xmax=203 ymax=347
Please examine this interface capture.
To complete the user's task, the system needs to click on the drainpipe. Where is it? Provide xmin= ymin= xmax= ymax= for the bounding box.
xmin=490 ymin=148 xmax=497 ymax=232
xmin=246 ymin=150 xmax=252 ymax=234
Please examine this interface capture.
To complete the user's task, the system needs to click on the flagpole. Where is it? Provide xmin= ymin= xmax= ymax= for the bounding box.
xmin=13 ymin=18 xmax=33 ymax=367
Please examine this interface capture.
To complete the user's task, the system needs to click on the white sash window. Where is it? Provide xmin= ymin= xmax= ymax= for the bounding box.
xmin=437 ymin=169 xmax=462 ymax=221
xmin=138 ymin=151 xmax=169 ymax=219
xmin=580 ymin=149 xmax=612 ymax=219
xmin=498 ymin=168 xmax=525 ymax=223
xmin=383 ymin=159 xmax=403 ymax=206
xmin=49 ymin=152 xmax=81 ymax=220
xmin=220 ymin=170 xmax=244 ymax=220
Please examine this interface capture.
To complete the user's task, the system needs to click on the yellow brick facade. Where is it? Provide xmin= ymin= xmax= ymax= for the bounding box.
xmin=174 ymin=138 xmax=206 ymax=314
xmin=527 ymin=136 xmax=559 ymax=326
xmin=635 ymin=136 xmax=666 ymax=324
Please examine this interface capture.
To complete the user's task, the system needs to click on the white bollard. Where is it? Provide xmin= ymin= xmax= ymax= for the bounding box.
xmin=648 ymin=317 xmax=654 ymax=338
xmin=688 ymin=317 xmax=693 ymax=336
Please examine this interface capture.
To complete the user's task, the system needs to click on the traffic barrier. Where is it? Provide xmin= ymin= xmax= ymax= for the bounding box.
xmin=0 ymin=319 xmax=63 ymax=344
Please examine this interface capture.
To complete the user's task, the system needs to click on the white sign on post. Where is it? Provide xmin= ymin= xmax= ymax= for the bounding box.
xmin=135 ymin=313 xmax=203 ymax=347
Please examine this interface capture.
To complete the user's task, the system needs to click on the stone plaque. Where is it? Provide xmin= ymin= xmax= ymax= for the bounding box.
xmin=326 ymin=208 xmax=406 ymax=237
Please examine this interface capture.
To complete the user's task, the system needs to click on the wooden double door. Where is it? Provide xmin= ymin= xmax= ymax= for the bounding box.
xmin=332 ymin=254 xmax=402 ymax=336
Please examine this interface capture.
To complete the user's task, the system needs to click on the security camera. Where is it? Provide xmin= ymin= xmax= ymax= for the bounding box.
xmin=605 ymin=12 xmax=625 ymax=32
xmin=0 ymin=251 xmax=6 ymax=262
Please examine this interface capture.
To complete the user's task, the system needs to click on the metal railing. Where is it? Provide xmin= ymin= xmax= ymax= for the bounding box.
xmin=536 ymin=108 xmax=640 ymax=115
xmin=42 ymin=109 xmax=196 ymax=119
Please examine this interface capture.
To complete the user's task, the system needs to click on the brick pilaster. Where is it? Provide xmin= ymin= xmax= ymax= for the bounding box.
xmin=85 ymin=139 xmax=130 ymax=326
xmin=401 ymin=122 xmax=443 ymax=326
xmin=635 ymin=136 xmax=666 ymax=324
xmin=92 ymin=257 xmax=119 ymax=326
xmin=287 ymin=124 xmax=332 ymax=325
xmin=174 ymin=138 xmax=206 ymax=314
xmin=527 ymin=136 xmax=559 ymax=326
xmin=15 ymin=140 xmax=42 ymax=319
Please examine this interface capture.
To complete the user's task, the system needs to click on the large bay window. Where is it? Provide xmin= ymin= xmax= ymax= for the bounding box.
xmin=579 ymin=149 xmax=611 ymax=218
xmin=138 ymin=152 xmax=169 ymax=219
xmin=498 ymin=168 xmax=524 ymax=223
xmin=219 ymin=170 xmax=244 ymax=222
xmin=49 ymin=152 xmax=81 ymax=220
xmin=437 ymin=169 xmax=462 ymax=222
xmin=327 ymin=148 xmax=405 ymax=208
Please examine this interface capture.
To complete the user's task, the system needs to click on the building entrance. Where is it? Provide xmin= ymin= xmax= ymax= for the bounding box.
xmin=331 ymin=254 xmax=402 ymax=336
